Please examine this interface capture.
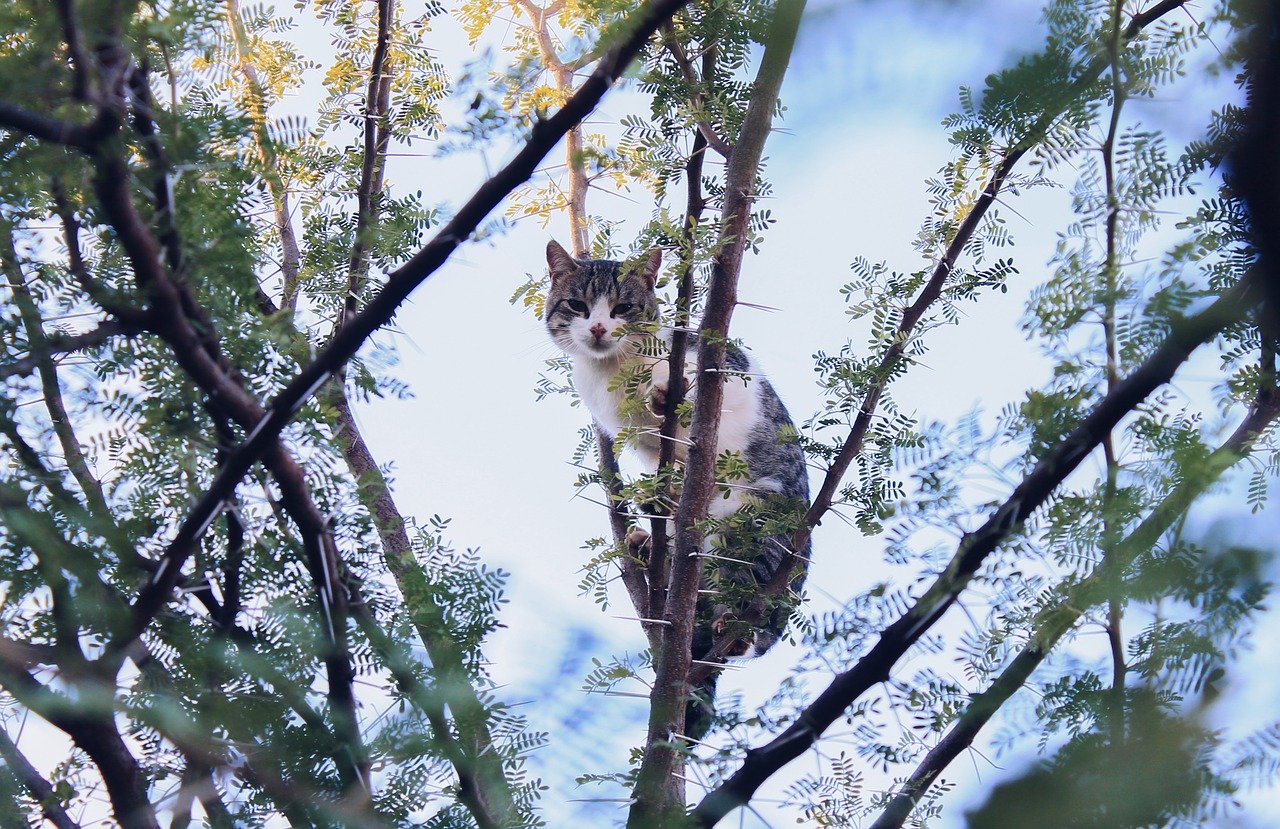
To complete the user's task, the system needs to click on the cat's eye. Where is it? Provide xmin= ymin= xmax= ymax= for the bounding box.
xmin=565 ymin=299 xmax=589 ymax=315
xmin=611 ymin=303 xmax=635 ymax=317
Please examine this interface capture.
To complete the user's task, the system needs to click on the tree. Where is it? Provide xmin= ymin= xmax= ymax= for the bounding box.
xmin=0 ymin=0 xmax=1277 ymax=827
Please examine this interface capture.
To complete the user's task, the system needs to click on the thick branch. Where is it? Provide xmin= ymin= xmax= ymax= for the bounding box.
xmin=330 ymin=391 xmax=516 ymax=827
xmin=868 ymin=387 xmax=1280 ymax=829
xmin=0 ymin=102 xmax=104 ymax=149
xmin=628 ymin=0 xmax=807 ymax=823
xmin=645 ymin=128 xmax=709 ymax=630
xmin=0 ymin=665 xmax=158 ymax=829
xmin=91 ymin=72 xmax=372 ymax=799
xmin=53 ymin=0 xmax=93 ymax=102
xmin=0 ymin=727 xmax=80 ymax=829
xmin=1234 ymin=0 xmax=1280 ymax=324
xmin=692 ymin=282 xmax=1254 ymax=825
xmin=341 ymin=0 xmax=395 ymax=329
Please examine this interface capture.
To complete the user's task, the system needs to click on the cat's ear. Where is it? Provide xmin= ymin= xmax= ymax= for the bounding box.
xmin=640 ymin=247 xmax=661 ymax=288
xmin=546 ymin=240 xmax=577 ymax=286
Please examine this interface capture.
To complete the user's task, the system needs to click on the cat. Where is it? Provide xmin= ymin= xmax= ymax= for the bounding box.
xmin=542 ymin=239 xmax=812 ymax=740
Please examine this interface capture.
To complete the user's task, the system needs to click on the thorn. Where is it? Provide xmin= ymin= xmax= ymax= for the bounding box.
xmin=735 ymin=299 xmax=781 ymax=312
xmin=670 ymin=733 xmax=718 ymax=749
xmin=289 ymin=370 xmax=332 ymax=415
xmin=191 ymin=500 xmax=227 ymax=543
xmin=693 ymin=552 xmax=753 ymax=565
xmin=150 ymin=556 xmax=171 ymax=586
xmin=674 ymin=772 xmax=712 ymax=789
xmin=611 ymin=615 xmax=671 ymax=625
xmin=690 ymin=659 xmax=741 ymax=670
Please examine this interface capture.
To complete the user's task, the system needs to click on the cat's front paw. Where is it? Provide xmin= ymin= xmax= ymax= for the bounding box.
xmin=648 ymin=376 xmax=691 ymax=418
xmin=626 ymin=528 xmax=652 ymax=561
xmin=711 ymin=610 xmax=753 ymax=657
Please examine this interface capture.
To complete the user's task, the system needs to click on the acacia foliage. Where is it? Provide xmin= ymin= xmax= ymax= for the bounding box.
xmin=0 ymin=1 xmax=1276 ymax=829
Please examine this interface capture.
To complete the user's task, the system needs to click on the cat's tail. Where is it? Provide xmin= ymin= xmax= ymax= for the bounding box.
xmin=683 ymin=670 xmax=720 ymax=743
xmin=683 ymin=623 xmax=721 ymax=742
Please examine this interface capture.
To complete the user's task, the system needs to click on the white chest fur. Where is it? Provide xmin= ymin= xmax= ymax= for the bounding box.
xmin=572 ymin=347 xmax=765 ymax=518
xmin=571 ymin=354 xmax=641 ymax=442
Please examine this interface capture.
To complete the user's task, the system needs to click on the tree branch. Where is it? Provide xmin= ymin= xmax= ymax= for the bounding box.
xmin=1233 ymin=0 xmax=1280 ymax=326
xmin=53 ymin=0 xmax=93 ymax=102
xmin=0 ymin=102 xmax=104 ymax=149
xmin=348 ymin=600 xmax=505 ymax=829
xmin=1100 ymin=0 xmax=1129 ymax=748
xmin=515 ymin=0 xmax=590 ymax=254
xmin=867 ymin=384 xmax=1280 ymax=829
xmin=0 ymin=319 xmax=137 ymax=381
xmin=691 ymin=280 xmax=1255 ymax=826
xmin=1 ymin=229 xmax=118 ymax=526
xmin=0 ymin=727 xmax=81 ymax=829
xmin=0 ymin=404 xmax=155 ymax=580
xmin=119 ymin=690 xmax=391 ymax=829
xmin=40 ymin=4 xmax=689 ymax=818
xmin=628 ymin=0 xmax=807 ymax=822
xmin=660 ymin=24 xmax=733 ymax=158
xmin=643 ymin=128 xmax=709 ymax=633
xmin=679 ymin=0 xmax=1203 ymax=687
xmin=225 ymin=0 xmax=303 ymax=313
xmin=340 ymin=0 xmax=395 ymax=330
xmin=89 ymin=55 xmax=373 ymax=800
xmin=50 ymin=178 xmax=152 ymax=326
xmin=0 ymin=663 xmax=158 ymax=829
xmin=330 ymin=391 xmax=517 ymax=827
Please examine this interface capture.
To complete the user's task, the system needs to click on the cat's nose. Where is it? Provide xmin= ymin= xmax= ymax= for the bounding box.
xmin=590 ymin=322 xmax=607 ymax=340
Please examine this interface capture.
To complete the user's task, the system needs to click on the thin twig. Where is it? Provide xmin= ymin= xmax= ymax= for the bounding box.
xmin=661 ymin=23 xmax=733 ymax=158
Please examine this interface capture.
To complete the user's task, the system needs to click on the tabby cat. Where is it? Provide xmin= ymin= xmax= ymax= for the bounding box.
xmin=543 ymin=239 xmax=811 ymax=739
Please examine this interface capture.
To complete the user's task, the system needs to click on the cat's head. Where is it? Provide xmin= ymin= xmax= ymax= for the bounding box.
xmin=543 ymin=240 xmax=661 ymax=361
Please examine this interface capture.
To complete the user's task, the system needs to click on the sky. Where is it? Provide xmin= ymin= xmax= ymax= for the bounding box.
xmin=320 ymin=1 xmax=1280 ymax=826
